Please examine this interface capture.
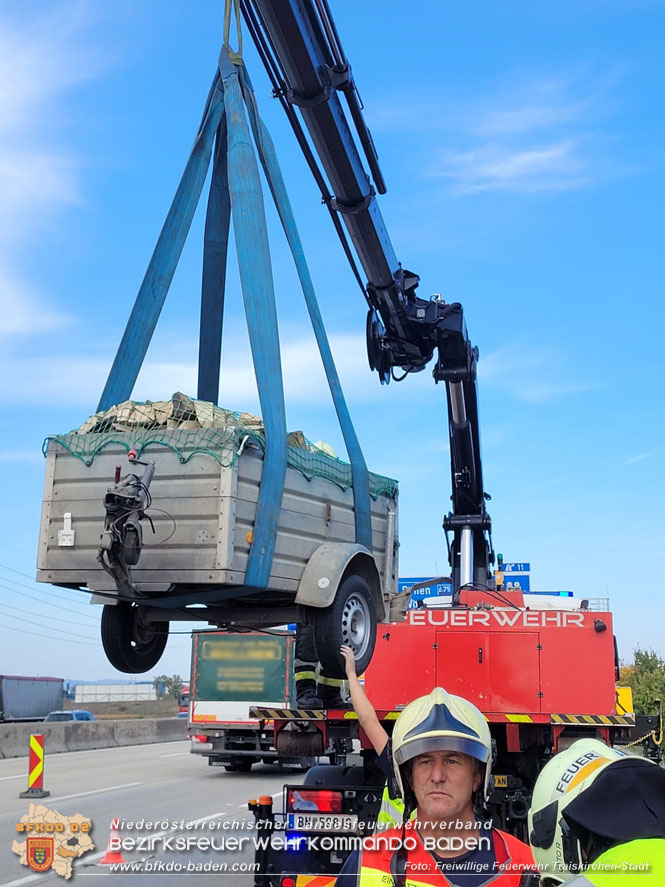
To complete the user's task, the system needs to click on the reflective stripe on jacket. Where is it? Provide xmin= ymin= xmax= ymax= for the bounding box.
xmin=359 ymin=820 xmax=536 ymax=886
xmin=376 ymin=785 xmax=414 ymax=829
xmin=564 ymin=839 xmax=665 ymax=885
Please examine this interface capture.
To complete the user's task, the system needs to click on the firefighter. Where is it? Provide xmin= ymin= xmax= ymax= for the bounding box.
xmin=528 ymin=737 xmax=665 ymax=885
xmin=294 ymin=621 xmax=348 ymax=709
xmin=335 ymin=686 xmax=538 ymax=886
xmin=340 ymin=643 xmax=405 ymax=828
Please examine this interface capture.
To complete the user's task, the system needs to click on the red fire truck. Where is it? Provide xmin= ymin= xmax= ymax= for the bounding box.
xmin=248 ymin=579 xmax=634 ymax=882
xmin=248 ymin=588 xmax=637 ymax=885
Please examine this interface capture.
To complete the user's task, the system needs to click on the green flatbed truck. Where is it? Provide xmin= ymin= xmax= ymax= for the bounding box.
xmin=188 ymin=629 xmax=305 ymax=772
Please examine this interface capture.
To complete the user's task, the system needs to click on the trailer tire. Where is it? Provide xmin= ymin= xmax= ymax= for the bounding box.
xmin=101 ymin=603 xmax=168 ymax=673
xmin=314 ymin=574 xmax=376 ymax=678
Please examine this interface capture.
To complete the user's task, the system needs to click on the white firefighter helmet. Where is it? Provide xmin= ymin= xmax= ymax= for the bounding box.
xmin=528 ymin=737 xmax=665 ymax=884
xmin=391 ymin=686 xmax=493 ymax=805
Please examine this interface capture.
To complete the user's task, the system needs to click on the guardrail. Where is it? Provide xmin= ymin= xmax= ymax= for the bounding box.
xmin=0 ymin=718 xmax=187 ymax=758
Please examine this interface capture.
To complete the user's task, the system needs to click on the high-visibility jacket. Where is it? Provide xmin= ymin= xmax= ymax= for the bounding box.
xmin=564 ymin=839 xmax=665 ymax=885
xmin=376 ymin=785 xmax=415 ymax=829
xmin=358 ymin=820 xmax=536 ymax=886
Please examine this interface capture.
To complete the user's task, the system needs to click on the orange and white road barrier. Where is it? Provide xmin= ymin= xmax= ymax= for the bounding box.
xmin=19 ymin=734 xmax=50 ymax=799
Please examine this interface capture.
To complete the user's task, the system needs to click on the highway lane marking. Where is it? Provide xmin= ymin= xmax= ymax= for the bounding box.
xmin=3 ymin=876 xmax=44 ymax=887
xmin=48 ymin=782 xmax=142 ymax=802
xmin=158 ymin=752 xmax=190 ymax=757
xmin=0 ymin=774 xmax=25 ymax=781
xmin=2 ymin=741 xmax=189 ymax=761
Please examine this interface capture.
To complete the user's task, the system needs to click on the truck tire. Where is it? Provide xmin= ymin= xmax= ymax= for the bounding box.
xmin=101 ymin=603 xmax=168 ymax=673
xmin=314 ymin=574 xmax=376 ymax=678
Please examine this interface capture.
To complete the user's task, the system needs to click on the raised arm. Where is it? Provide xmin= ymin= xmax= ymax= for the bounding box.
xmin=340 ymin=645 xmax=388 ymax=754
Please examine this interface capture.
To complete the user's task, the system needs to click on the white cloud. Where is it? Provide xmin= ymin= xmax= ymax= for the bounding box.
xmin=519 ymin=382 xmax=596 ymax=403
xmin=0 ymin=4 xmax=103 ymax=133
xmin=0 ymin=267 xmax=70 ymax=335
xmin=0 ymin=333 xmax=383 ymax=409
xmin=433 ymin=139 xmax=589 ymax=194
xmin=0 ymin=4 xmax=105 ymax=336
xmin=138 ymin=332 xmax=379 ymax=407
xmin=479 ymin=343 xmax=596 ymax=403
xmin=622 ymin=449 xmax=659 ymax=467
xmin=474 ymin=102 xmax=580 ymax=136
xmin=372 ymin=67 xmax=619 ymax=195
xmin=466 ymin=70 xmax=615 ymax=137
xmin=0 ymin=451 xmax=44 ymax=463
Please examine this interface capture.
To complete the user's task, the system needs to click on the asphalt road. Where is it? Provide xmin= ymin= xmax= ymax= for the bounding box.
xmin=1 ymin=741 xmax=304 ymax=885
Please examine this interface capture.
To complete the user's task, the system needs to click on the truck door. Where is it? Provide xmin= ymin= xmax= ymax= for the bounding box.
xmin=435 ymin=631 xmax=541 ymax=714
xmin=486 ymin=632 xmax=541 ymax=714
xmin=435 ymin=632 xmax=489 ymax=710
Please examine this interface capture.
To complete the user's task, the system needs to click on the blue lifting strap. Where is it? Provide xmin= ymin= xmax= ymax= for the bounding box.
xmin=219 ymin=47 xmax=287 ymax=588
xmin=238 ymin=64 xmax=372 ymax=551
xmin=198 ymin=116 xmax=231 ymax=406
xmin=98 ymin=78 xmax=225 ymax=412
xmin=97 ymin=42 xmax=374 ymax=586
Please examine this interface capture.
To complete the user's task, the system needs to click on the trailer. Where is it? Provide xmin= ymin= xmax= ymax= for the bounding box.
xmin=0 ymin=675 xmax=63 ymax=722
xmin=38 ymin=402 xmax=399 ymax=675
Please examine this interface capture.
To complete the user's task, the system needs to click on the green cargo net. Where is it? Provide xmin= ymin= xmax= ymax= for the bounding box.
xmin=43 ymin=392 xmax=398 ymax=500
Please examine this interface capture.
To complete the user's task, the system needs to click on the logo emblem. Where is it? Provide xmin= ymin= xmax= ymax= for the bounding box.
xmin=14 ymin=805 xmax=94 ymax=879
xmin=27 ymin=837 xmax=54 ymax=872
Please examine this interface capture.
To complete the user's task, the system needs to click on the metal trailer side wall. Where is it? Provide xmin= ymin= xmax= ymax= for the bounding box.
xmin=0 ymin=676 xmax=63 ymax=720
xmin=37 ymin=441 xmax=398 ymax=598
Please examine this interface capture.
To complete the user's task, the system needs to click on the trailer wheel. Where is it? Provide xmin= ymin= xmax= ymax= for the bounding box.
xmin=101 ymin=603 xmax=168 ymax=673
xmin=314 ymin=574 xmax=376 ymax=678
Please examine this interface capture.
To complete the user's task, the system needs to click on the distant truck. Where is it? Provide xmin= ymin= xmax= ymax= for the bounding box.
xmin=189 ymin=630 xmax=301 ymax=772
xmin=178 ymin=684 xmax=190 ymax=714
xmin=0 ymin=675 xmax=63 ymax=721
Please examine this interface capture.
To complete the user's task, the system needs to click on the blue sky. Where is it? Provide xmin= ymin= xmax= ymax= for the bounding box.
xmin=1 ymin=1 xmax=663 ymax=680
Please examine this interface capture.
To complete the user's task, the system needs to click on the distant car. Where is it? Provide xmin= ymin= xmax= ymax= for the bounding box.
xmin=44 ymin=710 xmax=97 ymax=722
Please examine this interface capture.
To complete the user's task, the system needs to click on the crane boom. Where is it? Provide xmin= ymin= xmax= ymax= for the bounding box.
xmin=244 ymin=0 xmax=494 ymax=591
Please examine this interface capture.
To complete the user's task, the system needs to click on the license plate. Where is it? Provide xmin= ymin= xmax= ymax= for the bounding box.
xmin=494 ymin=774 xmax=508 ymax=788
xmin=286 ymin=813 xmax=358 ymax=833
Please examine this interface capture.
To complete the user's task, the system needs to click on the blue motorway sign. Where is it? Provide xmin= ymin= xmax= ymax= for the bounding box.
xmin=501 ymin=562 xmax=530 ymax=573
xmin=399 ymin=577 xmax=453 ymax=608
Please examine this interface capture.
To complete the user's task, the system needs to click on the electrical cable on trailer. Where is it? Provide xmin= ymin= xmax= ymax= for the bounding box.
xmin=97 ymin=453 xmax=157 ymax=597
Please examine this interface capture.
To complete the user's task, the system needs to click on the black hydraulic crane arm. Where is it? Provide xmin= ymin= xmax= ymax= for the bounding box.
xmin=243 ymin=0 xmax=493 ymax=591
